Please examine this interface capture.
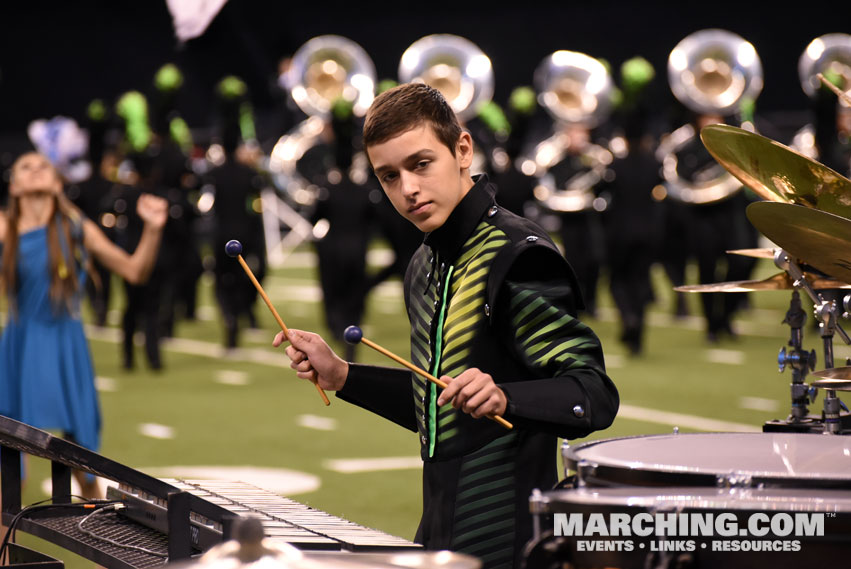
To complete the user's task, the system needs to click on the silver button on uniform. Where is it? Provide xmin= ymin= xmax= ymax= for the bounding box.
xmin=573 ymin=405 xmax=585 ymax=418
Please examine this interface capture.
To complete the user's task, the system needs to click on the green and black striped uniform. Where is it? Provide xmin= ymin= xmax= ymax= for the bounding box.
xmin=339 ymin=175 xmax=618 ymax=568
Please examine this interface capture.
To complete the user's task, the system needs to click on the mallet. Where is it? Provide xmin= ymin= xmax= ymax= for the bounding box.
xmin=343 ymin=326 xmax=512 ymax=429
xmin=226 ymin=240 xmax=330 ymax=406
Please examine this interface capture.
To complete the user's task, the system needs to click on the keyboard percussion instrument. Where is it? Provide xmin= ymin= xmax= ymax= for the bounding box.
xmin=0 ymin=416 xmax=453 ymax=569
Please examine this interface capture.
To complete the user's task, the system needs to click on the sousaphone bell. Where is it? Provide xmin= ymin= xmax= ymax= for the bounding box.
xmin=398 ymin=34 xmax=494 ymax=123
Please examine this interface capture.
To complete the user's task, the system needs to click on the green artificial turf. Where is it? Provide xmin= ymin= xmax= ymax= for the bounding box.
xmin=4 ymin=241 xmax=848 ymax=569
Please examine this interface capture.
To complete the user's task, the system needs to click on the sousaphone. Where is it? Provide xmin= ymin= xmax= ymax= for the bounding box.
xmin=269 ymin=35 xmax=377 ymax=205
xmin=791 ymin=33 xmax=851 ymax=159
xmin=527 ymin=50 xmax=615 ymax=212
xmin=657 ymin=29 xmax=763 ymax=204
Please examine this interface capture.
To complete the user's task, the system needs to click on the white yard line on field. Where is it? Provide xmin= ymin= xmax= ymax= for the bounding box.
xmin=617 ymin=404 xmax=761 ymax=433
xmin=323 ymin=457 xmax=423 ymax=473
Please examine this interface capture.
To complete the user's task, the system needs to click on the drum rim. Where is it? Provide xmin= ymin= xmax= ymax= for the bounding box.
xmin=541 ymin=486 xmax=851 ymax=512
xmin=563 ymin=432 xmax=851 ymax=489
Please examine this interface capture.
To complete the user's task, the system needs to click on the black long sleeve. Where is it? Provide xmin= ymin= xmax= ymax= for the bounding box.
xmin=336 ymin=362 xmax=418 ymax=432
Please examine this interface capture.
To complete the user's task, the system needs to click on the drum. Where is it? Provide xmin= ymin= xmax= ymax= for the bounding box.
xmin=562 ymin=432 xmax=851 ymax=490
xmin=523 ymin=486 xmax=851 ymax=569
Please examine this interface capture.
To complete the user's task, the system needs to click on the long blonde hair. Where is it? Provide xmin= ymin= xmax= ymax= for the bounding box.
xmin=1 ymin=152 xmax=89 ymax=316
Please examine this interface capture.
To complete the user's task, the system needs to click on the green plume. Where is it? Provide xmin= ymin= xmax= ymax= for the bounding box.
xmin=610 ymin=87 xmax=624 ymax=109
xmin=332 ymin=97 xmax=354 ymax=121
xmin=621 ymin=56 xmax=655 ymax=93
xmin=477 ymin=101 xmax=510 ymax=136
xmin=217 ymin=76 xmax=248 ymax=100
xmin=377 ymin=79 xmax=398 ymax=95
xmin=509 ymin=86 xmax=536 ymax=115
xmin=239 ymin=102 xmax=257 ymax=142
xmin=116 ymin=91 xmax=152 ymax=152
xmin=155 ymin=63 xmax=183 ymax=92
xmin=87 ymin=99 xmax=107 ymax=122
xmin=739 ymin=96 xmax=756 ymax=124
xmin=821 ymin=69 xmax=845 ymax=90
xmin=169 ymin=117 xmax=193 ymax=153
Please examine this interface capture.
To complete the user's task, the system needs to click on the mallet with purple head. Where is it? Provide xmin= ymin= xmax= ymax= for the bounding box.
xmin=227 ymin=239 xmax=330 ymax=406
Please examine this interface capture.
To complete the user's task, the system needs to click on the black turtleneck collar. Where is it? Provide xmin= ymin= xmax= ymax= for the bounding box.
xmin=423 ymin=174 xmax=495 ymax=261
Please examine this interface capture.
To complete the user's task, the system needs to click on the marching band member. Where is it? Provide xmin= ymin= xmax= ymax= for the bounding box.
xmin=207 ymin=76 xmax=268 ymax=348
xmin=601 ymin=56 xmax=664 ymax=356
xmin=274 ymin=83 xmax=618 ymax=568
xmin=658 ymin=29 xmax=763 ymax=342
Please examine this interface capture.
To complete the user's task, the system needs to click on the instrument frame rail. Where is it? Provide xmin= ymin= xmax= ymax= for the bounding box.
xmin=0 ymin=416 xmax=419 ymax=569
xmin=1 ymin=415 xmax=233 ymax=568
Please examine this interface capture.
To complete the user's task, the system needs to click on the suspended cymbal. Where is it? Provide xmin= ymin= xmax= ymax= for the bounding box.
xmin=811 ymin=369 xmax=851 ymax=390
xmin=747 ymin=201 xmax=851 ymax=284
xmin=701 ymin=124 xmax=851 ymax=218
xmin=726 ymin=247 xmax=777 ymax=259
xmin=674 ymin=271 xmax=851 ymax=293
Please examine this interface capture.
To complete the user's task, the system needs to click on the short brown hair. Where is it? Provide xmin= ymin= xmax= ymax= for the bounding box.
xmin=363 ymin=83 xmax=462 ymax=158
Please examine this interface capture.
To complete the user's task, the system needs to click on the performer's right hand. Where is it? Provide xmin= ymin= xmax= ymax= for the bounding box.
xmin=274 ymin=329 xmax=348 ymax=391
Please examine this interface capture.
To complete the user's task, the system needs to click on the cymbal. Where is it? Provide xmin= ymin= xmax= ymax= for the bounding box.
xmin=747 ymin=201 xmax=851 ymax=285
xmin=811 ymin=369 xmax=851 ymax=390
xmin=701 ymin=124 xmax=851 ymax=218
xmin=673 ymin=271 xmax=851 ymax=293
xmin=726 ymin=247 xmax=777 ymax=259
xmin=303 ymin=552 xmax=482 ymax=569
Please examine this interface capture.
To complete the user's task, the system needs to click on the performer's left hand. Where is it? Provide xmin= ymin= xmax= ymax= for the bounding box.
xmin=137 ymin=194 xmax=168 ymax=229
xmin=437 ymin=368 xmax=507 ymax=418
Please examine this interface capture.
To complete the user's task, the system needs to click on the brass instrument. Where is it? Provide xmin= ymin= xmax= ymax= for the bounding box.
xmin=283 ymin=34 xmax=376 ymax=119
xmin=658 ymin=29 xmax=764 ymax=204
xmin=791 ymin=33 xmax=851 ymax=159
xmin=398 ymin=34 xmax=494 ymax=123
xmin=526 ymin=50 xmax=615 ymax=213
xmin=534 ymin=50 xmax=614 ymax=129
xmin=264 ymin=35 xmax=376 ymax=265
xmin=269 ymin=35 xmax=376 ymax=203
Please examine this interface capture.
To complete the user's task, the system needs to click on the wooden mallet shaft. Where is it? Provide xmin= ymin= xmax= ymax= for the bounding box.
xmin=226 ymin=240 xmax=330 ymax=406
xmin=345 ymin=326 xmax=512 ymax=430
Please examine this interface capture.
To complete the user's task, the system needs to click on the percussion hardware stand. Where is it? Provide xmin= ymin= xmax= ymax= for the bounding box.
xmin=774 ymin=250 xmax=851 ymax=345
xmin=529 ymin=489 xmax=545 ymax=542
xmin=778 ymin=291 xmax=817 ymax=422
xmin=775 ymin=250 xmax=848 ymax=433
xmin=814 ymin=300 xmax=844 ymax=433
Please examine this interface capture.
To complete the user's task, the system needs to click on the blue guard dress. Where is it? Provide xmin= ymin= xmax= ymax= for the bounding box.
xmin=0 ymin=224 xmax=101 ymax=451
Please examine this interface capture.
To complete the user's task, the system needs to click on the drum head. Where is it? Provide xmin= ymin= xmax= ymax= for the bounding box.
xmin=564 ymin=433 xmax=851 ymax=489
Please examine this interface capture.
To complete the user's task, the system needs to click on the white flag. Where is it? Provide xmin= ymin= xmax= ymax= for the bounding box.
xmin=165 ymin=0 xmax=229 ymax=43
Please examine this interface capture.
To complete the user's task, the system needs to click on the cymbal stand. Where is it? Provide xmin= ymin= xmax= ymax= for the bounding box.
xmin=775 ymin=250 xmax=848 ymax=433
xmin=777 ymin=290 xmax=816 ymax=422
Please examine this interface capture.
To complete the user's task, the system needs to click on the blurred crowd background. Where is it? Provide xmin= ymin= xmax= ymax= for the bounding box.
xmin=1 ymin=1 xmax=849 ymax=360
